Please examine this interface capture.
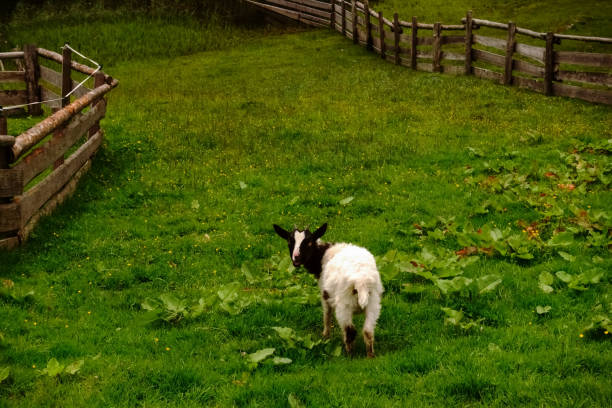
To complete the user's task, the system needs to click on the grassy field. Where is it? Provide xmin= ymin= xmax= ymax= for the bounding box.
xmin=1 ymin=2 xmax=611 ymax=407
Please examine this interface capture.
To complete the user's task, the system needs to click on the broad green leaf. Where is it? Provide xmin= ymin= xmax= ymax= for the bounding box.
xmin=555 ymin=271 xmax=573 ymax=283
xmin=272 ymin=357 xmax=292 ymax=365
xmin=141 ymin=298 xmax=159 ymax=311
xmin=190 ymin=200 xmax=200 ymax=210
xmin=64 ymin=359 xmax=84 ymax=375
xmin=241 ymin=264 xmax=255 ymax=284
xmin=217 ymin=282 xmax=241 ymax=303
xmin=0 ymin=367 xmax=9 ymax=383
xmin=339 ymin=196 xmax=354 ymax=206
xmin=42 ymin=358 xmax=64 ymax=377
xmin=547 ymin=231 xmax=574 ymax=247
xmin=538 ymin=283 xmax=554 ymax=294
xmin=441 ymin=307 xmax=464 ymax=325
xmin=159 ymin=294 xmax=186 ymax=313
xmin=539 ymin=271 xmax=554 ymax=286
xmin=288 ymin=393 xmax=304 ymax=408
xmin=401 ymin=283 xmax=427 ymax=294
xmin=476 ymin=275 xmax=502 ymax=294
xmin=239 ymin=181 xmax=247 ymax=190
xmin=536 ymin=305 xmax=551 ymax=315
xmin=288 ymin=196 xmax=299 ymax=205
xmin=247 ymin=348 xmax=275 ymax=364
xmin=558 ymin=251 xmax=576 ymax=262
xmin=435 ymin=277 xmax=472 ymax=295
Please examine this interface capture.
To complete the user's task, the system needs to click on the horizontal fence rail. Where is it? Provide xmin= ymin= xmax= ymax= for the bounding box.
xmin=0 ymin=45 xmax=118 ymax=250
xmin=247 ymin=0 xmax=612 ymax=105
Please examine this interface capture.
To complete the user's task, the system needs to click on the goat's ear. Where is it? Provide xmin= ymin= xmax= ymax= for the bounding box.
xmin=273 ymin=224 xmax=290 ymax=240
xmin=313 ymin=223 xmax=328 ymax=239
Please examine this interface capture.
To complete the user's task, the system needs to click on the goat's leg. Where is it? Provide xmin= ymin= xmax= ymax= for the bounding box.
xmin=335 ymin=307 xmax=356 ymax=355
xmin=363 ymin=293 xmax=381 ymax=358
xmin=321 ymin=294 xmax=332 ymax=338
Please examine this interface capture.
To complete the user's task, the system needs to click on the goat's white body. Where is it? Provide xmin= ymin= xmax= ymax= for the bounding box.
xmin=319 ymin=243 xmax=384 ymax=342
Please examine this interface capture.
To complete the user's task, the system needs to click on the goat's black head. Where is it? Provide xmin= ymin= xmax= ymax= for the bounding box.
xmin=273 ymin=223 xmax=327 ymax=267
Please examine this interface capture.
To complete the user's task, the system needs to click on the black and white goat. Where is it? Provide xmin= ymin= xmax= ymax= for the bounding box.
xmin=273 ymin=223 xmax=383 ymax=358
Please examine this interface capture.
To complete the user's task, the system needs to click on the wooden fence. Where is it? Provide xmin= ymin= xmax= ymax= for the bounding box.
xmin=0 ymin=45 xmax=118 ymax=250
xmin=247 ymin=0 xmax=612 ymax=105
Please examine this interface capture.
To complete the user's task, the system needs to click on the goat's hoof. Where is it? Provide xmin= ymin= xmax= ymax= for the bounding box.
xmin=367 ymin=352 xmax=376 ymax=359
xmin=322 ymin=331 xmax=330 ymax=339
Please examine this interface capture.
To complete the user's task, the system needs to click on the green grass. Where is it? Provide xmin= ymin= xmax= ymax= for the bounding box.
xmin=1 ymin=4 xmax=611 ymax=407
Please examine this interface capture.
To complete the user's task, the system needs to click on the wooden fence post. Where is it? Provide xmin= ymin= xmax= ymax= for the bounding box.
xmin=393 ymin=13 xmax=400 ymax=65
xmin=341 ymin=0 xmax=346 ymax=36
xmin=433 ymin=22 xmax=442 ymax=72
xmin=544 ymin=32 xmax=554 ymax=96
xmin=89 ymin=71 xmax=106 ymax=139
xmin=364 ymin=0 xmax=372 ymax=50
xmin=351 ymin=1 xmax=357 ymax=45
xmin=330 ymin=0 xmax=335 ymax=30
xmin=504 ymin=22 xmax=516 ymax=85
xmin=379 ymin=11 xmax=386 ymax=59
xmin=61 ymin=45 xmax=72 ymax=108
xmin=464 ymin=11 xmax=473 ymax=75
xmin=411 ymin=16 xmax=418 ymax=70
xmin=23 ymin=44 xmax=42 ymax=116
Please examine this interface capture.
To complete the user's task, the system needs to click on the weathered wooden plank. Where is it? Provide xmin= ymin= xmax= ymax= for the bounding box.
xmin=513 ymin=59 xmax=544 ymax=77
xmin=513 ymin=76 xmax=544 ymax=93
xmin=472 ymin=48 xmax=505 ymax=67
xmin=364 ymin=0 xmax=372 ymax=50
xmin=0 ymin=71 xmax=26 ymax=83
xmin=555 ymin=51 xmax=612 ymax=67
xmin=70 ymin=81 xmax=91 ymax=99
xmin=515 ymin=42 xmax=545 ymax=63
xmin=11 ymin=81 xmax=116 ymax=161
xmin=442 ymin=64 xmax=466 ymax=75
xmin=352 ymin=1 xmax=358 ymax=45
xmin=244 ymin=1 xmax=329 ymax=26
xmin=0 ymin=90 xmax=28 ymax=106
xmin=554 ymin=33 xmax=612 ymax=44
xmin=470 ymin=18 xmax=508 ymax=30
xmin=442 ymin=35 xmax=465 ymax=45
xmin=39 ymin=65 xmax=62 ymax=88
xmin=291 ymin=0 xmax=333 ymax=10
xmin=441 ymin=24 xmax=465 ymax=30
xmin=0 ymin=235 xmax=19 ymax=250
xmin=441 ymin=51 xmax=465 ymax=61
xmin=19 ymin=130 xmax=103 ymax=226
xmin=553 ymin=83 xmax=612 ymax=104
xmin=472 ymin=66 xmax=503 ymax=83
xmin=0 ymin=169 xmax=23 ymax=197
xmin=556 ymin=70 xmax=612 ymax=86
xmin=473 ymin=34 xmax=506 ymax=51
xmin=416 ymin=37 xmax=434 ymax=46
xmin=0 ymin=201 xmax=20 ymax=232
xmin=89 ymin=72 xmax=106 ymax=139
xmin=19 ymin=159 xmax=92 ymax=244
xmin=16 ymin=100 xmax=106 ymax=186
xmin=416 ymin=62 xmax=434 ymax=72
xmin=416 ymin=50 xmax=433 ymax=59
xmin=0 ymin=51 xmax=24 ymax=59
xmin=262 ymin=0 xmax=332 ymax=18
xmin=40 ymin=87 xmax=61 ymax=109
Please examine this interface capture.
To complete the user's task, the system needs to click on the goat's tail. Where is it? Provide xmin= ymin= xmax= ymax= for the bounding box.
xmin=355 ymin=280 xmax=371 ymax=309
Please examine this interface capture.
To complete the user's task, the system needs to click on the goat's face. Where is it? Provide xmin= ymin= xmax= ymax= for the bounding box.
xmin=273 ymin=223 xmax=327 ymax=267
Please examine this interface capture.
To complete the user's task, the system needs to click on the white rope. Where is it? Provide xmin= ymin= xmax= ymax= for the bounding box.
xmin=1 ymin=44 xmax=101 ymax=113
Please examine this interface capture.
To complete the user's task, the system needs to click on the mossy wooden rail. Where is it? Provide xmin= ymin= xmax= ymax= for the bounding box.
xmin=247 ymin=0 xmax=612 ymax=105
xmin=0 ymin=45 xmax=118 ymax=250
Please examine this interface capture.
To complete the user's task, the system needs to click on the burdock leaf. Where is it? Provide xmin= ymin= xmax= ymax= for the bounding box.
xmin=247 ymin=348 xmax=275 ymax=364
xmin=339 ymin=196 xmax=354 ymax=206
